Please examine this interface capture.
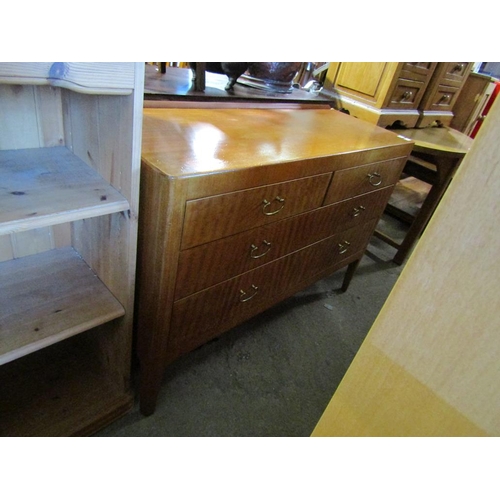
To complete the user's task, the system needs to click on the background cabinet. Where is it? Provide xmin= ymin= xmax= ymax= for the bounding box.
xmin=325 ymin=62 xmax=472 ymax=128
xmin=0 ymin=62 xmax=144 ymax=436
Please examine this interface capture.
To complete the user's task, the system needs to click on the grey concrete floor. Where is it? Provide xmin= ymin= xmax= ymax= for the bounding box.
xmin=96 ymin=213 xmax=410 ymax=437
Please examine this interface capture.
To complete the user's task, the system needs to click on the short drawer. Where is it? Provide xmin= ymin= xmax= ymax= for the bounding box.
xmin=399 ymin=63 xmax=437 ymax=82
xmin=385 ymin=79 xmax=426 ymax=109
xmin=175 ymin=187 xmax=394 ymax=299
xmin=424 ymin=84 xmax=460 ymax=111
xmin=324 ymin=158 xmax=404 ymax=205
xmin=170 ymin=220 xmax=377 ymax=355
xmin=440 ymin=62 xmax=470 ymax=86
xmin=181 ymin=173 xmax=331 ymax=249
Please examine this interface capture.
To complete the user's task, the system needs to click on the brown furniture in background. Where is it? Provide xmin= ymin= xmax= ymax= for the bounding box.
xmin=374 ymin=126 xmax=473 ymax=265
xmin=135 ymin=107 xmax=412 ymax=415
xmin=324 ymin=62 xmax=473 ymax=128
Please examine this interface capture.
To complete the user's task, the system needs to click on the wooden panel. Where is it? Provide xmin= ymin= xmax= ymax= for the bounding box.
xmin=0 ymin=85 xmax=40 ymax=149
xmin=0 ymin=147 xmax=129 ymax=235
xmin=312 ymin=97 xmax=500 ymax=437
xmin=336 ymin=63 xmax=389 ymax=97
xmin=176 ymin=188 xmax=393 ymax=299
xmin=171 ymin=222 xmax=376 ymax=358
xmin=324 ymin=158 xmax=404 ymax=205
xmin=0 ymin=332 xmax=133 ymax=437
xmin=181 ymin=173 xmax=331 ymax=249
xmin=0 ymin=246 xmax=125 ymax=365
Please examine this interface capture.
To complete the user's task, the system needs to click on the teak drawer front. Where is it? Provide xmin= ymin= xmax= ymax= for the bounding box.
xmin=175 ymin=187 xmax=394 ymax=299
xmin=181 ymin=173 xmax=332 ymax=249
xmin=170 ymin=220 xmax=377 ymax=355
xmin=440 ymin=62 xmax=471 ymax=86
xmin=400 ymin=63 xmax=437 ymax=82
xmin=324 ymin=158 xmax=403 ymax=205
xmin=386 ymin=79 xmax=426 ymax=110
xmin=424 ymin=85 xmax=460 ymax=111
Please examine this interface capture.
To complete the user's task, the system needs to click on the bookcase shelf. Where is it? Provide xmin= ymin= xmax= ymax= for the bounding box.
xmin=0 ymin=62 xmax=144 ymax=436
xmin=0 ymin=146 xmax=129 ymax=235
xmin=0 ymin=246 xmax=125 ymax=365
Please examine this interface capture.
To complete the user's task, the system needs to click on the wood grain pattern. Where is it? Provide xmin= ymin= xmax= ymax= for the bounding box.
xmin=141 ymin=108 xmax=411 ymax=181
xmin=0 ymin=246 xmax=124 ymax=365
xmin=324 ymin=157 xmax=404 ymax=204
xmin=170 ymin=223 xmax=376 ymax=359
xmin=312 ymin=96 xmax=500 ymax=437
xmin=181 ymin=173 xmax=331 ymax=249
xmin=0 ymin=147 xmax=129 ymax=235
xmin=175 ymin=188 xmax=393 ymax=299
xmin=0 ymin=62 xmax=135 ymax=95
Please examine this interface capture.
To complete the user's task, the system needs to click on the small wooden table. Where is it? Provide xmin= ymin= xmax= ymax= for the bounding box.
xmin=374 ymin=126 xmax=473 ymax=265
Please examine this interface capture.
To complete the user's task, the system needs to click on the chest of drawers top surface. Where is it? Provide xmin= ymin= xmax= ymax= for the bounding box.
xmin=141 ymin=108 xmax=412 ymax=180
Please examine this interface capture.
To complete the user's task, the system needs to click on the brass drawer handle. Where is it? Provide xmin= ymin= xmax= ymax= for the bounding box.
xmin=453 ymin=63 xmax=465 ymax=73
xmin=367 ymin=172 xmax=382 ymax=186
xmin=351 ymin=205 xmax=366 ymax=217
xmin=262 ymin=196 xmax=285 ymax=216
xmin=250 ymin=240 xmax=272 ymax=259
xmin=439 ymin=94 xmax=451 ymax=104
xmin=338 ymin=241 xmax=351 ymax=254
xmin=240 ymin=284 xmax=259 ymax=302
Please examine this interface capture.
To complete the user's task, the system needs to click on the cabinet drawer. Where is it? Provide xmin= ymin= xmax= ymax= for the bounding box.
xmin=181 ymin=173 xmax=331 ymax=249
xmin=440 ymin=62 xmax=471 ymax=86
xmin=324 ymin=158 xmax=404 ymax=205
xmin=400 ymin=63 xmax=437 ymax=82
xmin=385 ymin=79 xmax=426 ymax=109
xmin=170 ymin=220 xmax=377 ymax=355
xmin=175 ymin=187 xmax=394 ymax=299
xmin=424 ymin=85 xmax=460 ymax=111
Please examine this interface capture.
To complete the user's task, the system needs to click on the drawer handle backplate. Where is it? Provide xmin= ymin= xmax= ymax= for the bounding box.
xmin=250 ymin=240 xmax=272 ymax=259
xmin=367 ymin=172 xmax=382 ymax=186
xmin=338 ymin=241 xmax=351 ymax=254
xmin=240 ymin=285 xmax=259 ymax=302
xmin=351 ymin=205 xmax=366 ymax=217
xmin=262 ymin=196 xmax=285 ymax=216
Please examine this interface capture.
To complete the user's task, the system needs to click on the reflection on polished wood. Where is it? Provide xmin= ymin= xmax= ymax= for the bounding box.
xmin=374 ymin=126 xmax=474 ymax=264
xmin=143 ymin=65 xmax=337 ymax=108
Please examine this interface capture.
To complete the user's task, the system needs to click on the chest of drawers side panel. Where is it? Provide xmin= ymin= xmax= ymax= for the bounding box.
xmin=135 ymin=163 xmax=187 ymax=367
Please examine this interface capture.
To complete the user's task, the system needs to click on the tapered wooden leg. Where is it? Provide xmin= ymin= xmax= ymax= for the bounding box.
xmin=341 ymin=259 xmax=361 ymax=292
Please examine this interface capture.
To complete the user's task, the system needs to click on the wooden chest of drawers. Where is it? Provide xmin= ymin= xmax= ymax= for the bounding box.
xmin=136 ymin=108 xmax=413 ymax=415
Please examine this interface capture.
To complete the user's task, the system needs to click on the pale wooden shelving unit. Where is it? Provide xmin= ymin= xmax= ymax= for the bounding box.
xmin=0 ymin=62 xmax=144 ymax=436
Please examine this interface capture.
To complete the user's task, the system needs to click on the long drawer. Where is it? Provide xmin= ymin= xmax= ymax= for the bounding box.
xmin=170 ymin=219 xmax=377 ymax=355
xmin=181 ymin=173 xmax=332 ymax=249
xmin=175 ymin=186 xmax=394 ymax=299
xmin=324 ymin=158 xmax=404 ymax=205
